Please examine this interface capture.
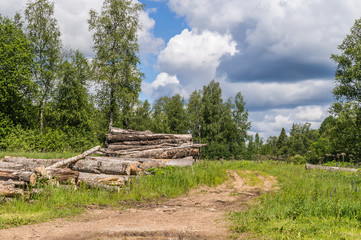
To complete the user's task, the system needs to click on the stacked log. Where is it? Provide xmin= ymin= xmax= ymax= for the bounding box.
xmin=105 ymin=128 xmax=204 ymax=159
xmin=0 ymin=129 xmax=206 ymax=197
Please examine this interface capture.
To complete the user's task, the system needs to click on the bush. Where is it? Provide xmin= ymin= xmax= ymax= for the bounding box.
xmin=290 ymin=154 xmax=307 ymax=164
xmin=0 ymin=126 xmax=101 ymax=152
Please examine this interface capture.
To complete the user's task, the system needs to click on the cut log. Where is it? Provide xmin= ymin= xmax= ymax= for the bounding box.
xmin=72 ymin=159 xmax=138 ymax=175
xmin=109 ymin=138 xmax=191 ymax=146
xmin=46 ymin=168 xmax=79 ymax=183
xmin=2 ymin=156 xmax=60 ymax=169
xmin=47 ymin=146 xmax=101 ymax=169
xmin=0 ymin=162 xmax=24 ymax=170
xmin=0 ymin=180 xmax=27 ymax=188
xmin=106 ymin=133 xmax=192 ymax=143
xmin=107 ymin=143 xmax=182 ymax=151
xmin=0 ymin=170 xmax=37 ymax=185
xmin=86 ymin=156 xmax=152 ymax=163
xmin=116 ymin=145 xmax=201 ymax=159
xmin=305 ymin=163 xmax=358 ymax=173
xmin=78 ymin=172 xmax=129 ymax=186
xmin=0 ymin=184 xmax=24 ymax=197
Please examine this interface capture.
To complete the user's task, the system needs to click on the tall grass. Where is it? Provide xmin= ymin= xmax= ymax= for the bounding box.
xmin=0 ymin=161 xmax=229 ymax=229
xmin=230 ymin=161 xmax=361 ymax=239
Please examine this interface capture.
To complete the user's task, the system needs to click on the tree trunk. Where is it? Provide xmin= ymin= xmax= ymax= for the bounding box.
xmin=305 ymin=163 xmax=358 ymax=173
xmin=109 ymin=138 xmax=191 ymax=146
xmin=106 ymin=133 xmax=192 ymax=143
xmin=0 ymin=184 xmax=24 ymax=197
xmin=0 ymin=162 xmax=25 ymax=170
xmin=1 ymin=157 xmax=60 ymax=169
xmin=107 ymin=143 xmax=181 ymax=151
xmin=78 ymin=172 xmax=129 ymax=187
xmin=72 ymin=159 xmax=138 ymax=175
xmin=116 ymin=145 xmax=201 ymax=159
xmin=47 ymin=146 xmax=101 ymax=169
xmin=46 ymin=168 xmax=79 ymax=183
xmin=0 ymin=180 xmax=27 ymax=188
xmin=0 ymin=170 xmax=37 ymax=185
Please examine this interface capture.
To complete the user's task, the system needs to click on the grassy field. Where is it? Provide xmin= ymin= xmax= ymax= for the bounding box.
xmin=1 ymin=155 xmax=361 ymax=239
xmin=230 ymin=161 xmax=361 ymax=239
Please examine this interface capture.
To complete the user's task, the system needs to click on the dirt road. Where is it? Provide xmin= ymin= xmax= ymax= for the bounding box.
xmin=0 ymin=170 xmax=277 ymax=240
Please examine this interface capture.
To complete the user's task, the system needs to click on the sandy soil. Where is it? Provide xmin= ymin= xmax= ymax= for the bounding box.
xmin=0 ymin=170 xmax=277 ymax=240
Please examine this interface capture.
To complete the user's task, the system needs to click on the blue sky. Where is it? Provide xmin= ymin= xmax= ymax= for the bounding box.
xmin=2 ymin=0 xmax=361 ymax=138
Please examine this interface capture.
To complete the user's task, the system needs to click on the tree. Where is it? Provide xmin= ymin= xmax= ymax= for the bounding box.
xmin=0 ymin=15 xmax=35 ymax=128
xmin=50 ymin=50 xmax=95 ymax=131
xmin=287 ymin=123 xmax=319 ymax=156
xmin=129 ymin=100 xmax=152 ymax=131
xmin=88 ymin=0 xmax=143 ymax=130
xmin=25 ymin=0 xmax=62 ymax=130
xmin=188 ymin=90 xmax=202 ymax=142
xmin=330 ymin=18 xmax=361 ymax=161
xmin=277 ymin=127 xmax=288 ymax=155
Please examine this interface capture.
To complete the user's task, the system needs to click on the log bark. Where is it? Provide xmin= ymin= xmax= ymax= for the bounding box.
xmin=106 ymin=133 xmax=192 ymax=143
xmin=109 ymin=138 xmax=191 ymax=146
xmin=116 ymin=145 xmax=201 ymax=159
xmin=72 ymin=159 xmax=138 ymax=175
xmin=46 ymin=168 xmax=79 ymax=183
xmin=78 ymin=172 xmax=129 ymax=186
xmin=2 ymin=156 xmax=60 ymax=169
xmin=107 ymin=143 xmax=182 ymax=151
xmin=0 ymin=162 xmax=24 ymax=170
xmin=47 ymin=146 xmax=101 ymax=169
xmin=305 ymin=163 xmax=358 ymax=173
xmin=0 ymin=184 xmax=24 ymax=197
xmin=0 ymin=170 xmax=37 ymax=185
xmin=0 ymin=180 xmax=27 ymax=188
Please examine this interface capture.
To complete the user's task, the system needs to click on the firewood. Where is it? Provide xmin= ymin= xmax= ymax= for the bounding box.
xmin=47 ymin=146 xmax=101 ymax=169
xmin=0 ymin=170 xmax=37 ymax=185
xmin=0 ymin=184 xmax=24 ymax=197
xmin=46 ymin=168 xmax=79 ymax=183
xmin=72 ymin=159 xmax=138 ymax=175
xmin=78 ymin=172 xmax=129 ymax=186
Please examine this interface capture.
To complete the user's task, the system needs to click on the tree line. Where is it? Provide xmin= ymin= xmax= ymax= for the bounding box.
xmin=0 ymin=0 xmax=251 ymax=159
xmin=1 ymin=0 xmax=361 ymax=162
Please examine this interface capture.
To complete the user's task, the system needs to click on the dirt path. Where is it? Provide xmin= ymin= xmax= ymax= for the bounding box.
xmin=0 ymin=170 xmax=277 ymax=240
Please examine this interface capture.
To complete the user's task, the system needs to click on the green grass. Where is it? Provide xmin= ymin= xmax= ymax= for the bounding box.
xmin=2 ymin=158 xmax=361 ymax=239
xmin=0 ymin=161 xmax=229 ymax=229
xmin=229 ymin=161 xmax=361 ymax=239
xmin=0 ymin=151 xmax=79 ymax=159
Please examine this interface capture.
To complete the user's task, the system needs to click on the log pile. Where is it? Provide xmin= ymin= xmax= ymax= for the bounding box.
xmin=104 ymin=128 xmax=205 ymax=159
xmin=0 ymin=129 xmax=205 ymax=197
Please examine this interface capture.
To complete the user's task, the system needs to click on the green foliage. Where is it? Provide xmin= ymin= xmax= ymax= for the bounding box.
xmin=0 ymin=15 xmax=35 ymax=127
xmin=25 ymin=0 xmax=62 ymax=129
xmin=129 ymin=100 xmax=153 ymax=131
xmin=49 ymin=50 xmax=95 ymax=132
xmin=289 ymin=154 xmax=307 ymax=164
xmin=89 ymin=0 xmax=143 ymax=128
xmin=0 ymin=126 xmax=99 ymax=152
xmin=230 ymin=162 xmax=361 ymax=239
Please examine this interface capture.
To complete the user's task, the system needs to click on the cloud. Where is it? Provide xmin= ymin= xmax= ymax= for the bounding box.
xmin=220 ymin=79 xmax=334 ymax=110
xmin=138 ymin=8 xmax=165 ymax=57
xmin=250 ymin=105 xmax=330 ymax=139
xmin=142 ymin=72 xmax=187 ymax=99
xmin=0 ymin=0 xmax=161 ymax=58
xmin=158 ymin=28 xmax=237 ymax=86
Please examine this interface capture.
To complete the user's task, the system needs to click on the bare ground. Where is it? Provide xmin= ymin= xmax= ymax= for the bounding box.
xmin=0 ymin=170 xmax=277 ymax=240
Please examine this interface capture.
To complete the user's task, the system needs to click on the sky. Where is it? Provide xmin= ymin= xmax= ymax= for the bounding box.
xmin=1 ymin=0 xmax=361 ymax=139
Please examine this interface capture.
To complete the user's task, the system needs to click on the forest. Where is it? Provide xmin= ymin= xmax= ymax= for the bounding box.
xmin=1 ymin=0 xmax=361 ymax=165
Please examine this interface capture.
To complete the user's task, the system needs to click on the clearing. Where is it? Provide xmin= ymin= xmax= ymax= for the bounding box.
xmin=0 ymin=170 xmax=277 ymax=240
